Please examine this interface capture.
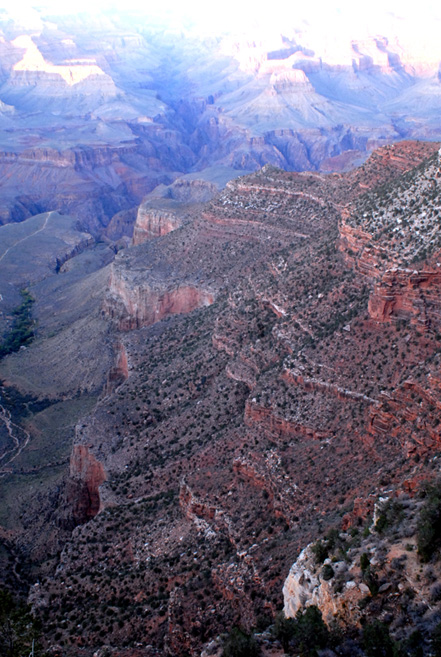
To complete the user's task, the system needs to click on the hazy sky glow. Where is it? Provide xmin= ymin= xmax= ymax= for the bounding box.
xmin=2 ymin=0 xmax=441 ymax=54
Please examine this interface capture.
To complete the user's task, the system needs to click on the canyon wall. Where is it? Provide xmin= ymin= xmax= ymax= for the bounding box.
xmin=104 ymin=263 xmax=215 ymax=331
xmin=132 ymin=207 xmax=182 ymax=245
xmin=63 ymin=445 xmax=106 ymax=527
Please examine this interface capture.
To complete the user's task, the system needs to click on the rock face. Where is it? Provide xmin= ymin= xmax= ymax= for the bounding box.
xmin=0 ymin=143 xmax=169 ymax=236
xmin=104 ymin=261 xmax=215 ymax=330
xmin=368 ymin=268 xmax=441 ymax=329
xmin=103 ymin=209 xmax=137 ymax=242
xmin=10 ymin=35 xmax=116 ymax=95
xmin=132 ymin=179 xmax=218 ymax=245
xmin=283 ymin=494 xmax=441 ymax=644
xmin=283 ymin=545 xmax=342 ymax=621
xmin=162 ymin=179 xmax=219 ymax=204
xmin=105 ymin=341 xmax=129 ymax=392
xmin=283 ymin=542 xmax=366 ymax=627
xmin=65 ymin=445 xmax=106 ymax=526
xmin=132 ymin=207 xmax=182 ymax=245
xmin=339 ymin=143 xmax=441 ymax=336
xmin=244 ymin=400 xmax=329 ymax=442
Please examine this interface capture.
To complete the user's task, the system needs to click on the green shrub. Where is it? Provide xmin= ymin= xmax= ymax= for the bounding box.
xmin=362 ymin=621 xmax=395 ymax=657
xmin=273 ymin=613 xmax=297 ymax=652
xmin=417 ymin=482 xmax=441 ymax=562
xmin=431 ymin=622 xmax=441 ymax=656
xmin=293 ymin=606 xmax=329 ymax=656
xmin=222 ymin=628 xmax=260 ymax=657
xmin=0 ymin=589 xmax=41 ymax=657
xmin=0 ymin=290 xmax=35 ymax=359
xmin=363 ymin=568 xmax=379 ymax=596
xmin=311 ymin=540 xmax=329 ymax=564
xmin=274 ymin=607 xmax=329 ymax=656
xmin=375 ymin=500 xmax=404 ymax=534
xmin=360 ymin=552 xmax=370 ymax=572
xmin=321 ymin=564 xmax=334 ymax=581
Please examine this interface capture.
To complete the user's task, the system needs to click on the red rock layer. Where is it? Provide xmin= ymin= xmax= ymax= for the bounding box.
xmin=104 ymin=265 xmax=215 ymax=331
xmin=368 ymin=268 xmax=441 ymax=330
xmin=244 ymin=400 xmax=329 ymax=441
xmin=132 ymin=208 xmax=182 ymax=246
xmin=67 ymin=445 xmax=106 ymax=525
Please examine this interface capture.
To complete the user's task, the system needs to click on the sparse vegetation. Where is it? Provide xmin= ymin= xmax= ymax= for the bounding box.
xmin=222 ymin=628 xmax=261 ymax=657
xmin=0 ymin=290 xmax=35 ymax=359
xmin=0 ymin=589 xmax=43 ymax=657
xmin=417 ymin=481 xmax=441 ymax=562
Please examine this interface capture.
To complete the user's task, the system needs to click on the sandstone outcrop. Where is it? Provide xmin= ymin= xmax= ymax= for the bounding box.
xmin=11 ymin=35 xmax=116 ymax=94
xmin=104 ymin=262 xmax=215 ymax=330
xmin=132 ymin=207 xmax=182 ymax=245
xmin=244 ymin=400 xmax=329 ymax=442
xmin=283 ymin=545 xmax=360 ymax=624
xmin=283 ymin=492 xmax=441 ymax=647
xmin=65 ymin=444 xmax=106 ymax=526
xmin=368 ymin=268 xmax=441 ymax=330
xmin=105 ymin=341 xmax=129 ymax=393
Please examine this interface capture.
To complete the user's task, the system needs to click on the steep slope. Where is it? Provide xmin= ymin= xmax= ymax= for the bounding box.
xmin=7 ymin=140 xmax=441 ymax=656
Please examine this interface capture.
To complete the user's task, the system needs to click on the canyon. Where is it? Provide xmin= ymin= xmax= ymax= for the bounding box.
xmin=2 ymin=8 xmax=441 ymax=240
xmin=3 ymin=5 xmax=441 ymax=656
xmin=1 ymin=139 xmax=441 ymax=656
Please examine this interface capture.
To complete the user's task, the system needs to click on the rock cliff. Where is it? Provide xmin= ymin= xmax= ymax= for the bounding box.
xmin=65 ymin=444 xmax=106 ymax=526
xmin=283 ymin=492 xmax=441 ymax=650
xmin=104 ymin=260 xmax=215 ymax=330
xmin=5 ymin=141 xmax=441 ymax=657
xmin=339 ymin=142 xmax=441 ymax=330
xmin=132 ymin=207 xmax=183 ymax=245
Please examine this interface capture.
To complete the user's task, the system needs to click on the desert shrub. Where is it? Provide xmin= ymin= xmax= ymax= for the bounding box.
xmin=0 ymin=290 xmax=35 ymax=359
xmin=400 ymin=630 xmax=424 ymax=657
xmin=375 ymin=500 xmax=404 ymax=534
xmin=321 ymin=564 xmax=334 ymax=581
xmin=274 ymin=607 xmax=329 ymax=656
xmin=362 ymin=621 xmax=395 ymax=657
xmin=293 ymin=606 xmax=329 ymax=656
xmin=222 ymin=627 xmax=260 ymax=657
xmin=431 ymin=622 xmax=441 ymax=656
xmin=0 ymin=589 xmax=41 ymax=657
xmin=363 ymin=567 xmax=379 ymax=596
xmin=311 ymin=540 xmax=329 ymax=564
xmin=273 ymin=613 xmax=297 ymax=652
xmin=417 ymin=482 xmax=441 ymax=562
xmin=360 ymin=552 xmax=370 ymax=572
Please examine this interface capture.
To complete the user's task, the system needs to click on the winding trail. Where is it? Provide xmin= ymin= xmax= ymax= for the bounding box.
xmin=0 ymin=211 xmax=53 ymax=266
xmin=0 ymin=215 xmax=52 ymax=467
xmin=0 ymin=389 xmax=31 ymax=476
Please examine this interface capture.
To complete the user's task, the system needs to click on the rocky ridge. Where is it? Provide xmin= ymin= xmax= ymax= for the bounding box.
xmin=6 ymin=140 xmax=440 ymax=656
xmin=282 ymin=491 xmax=441 ymax=654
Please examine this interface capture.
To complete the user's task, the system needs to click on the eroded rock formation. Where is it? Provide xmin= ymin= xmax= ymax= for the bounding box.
xmin=104 ymin=262 xmax=215 ymax=330
xmin=132 ymin=207 xmax=182 ymax=245
xmin=65 ymin=445 xmax=106 ymax=526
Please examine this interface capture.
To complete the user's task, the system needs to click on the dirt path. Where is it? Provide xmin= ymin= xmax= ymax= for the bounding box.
xmin=0 ymin=390 xmax=31 ymax=476
xmin=0 ymin=211 xmax=53 ymax=266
